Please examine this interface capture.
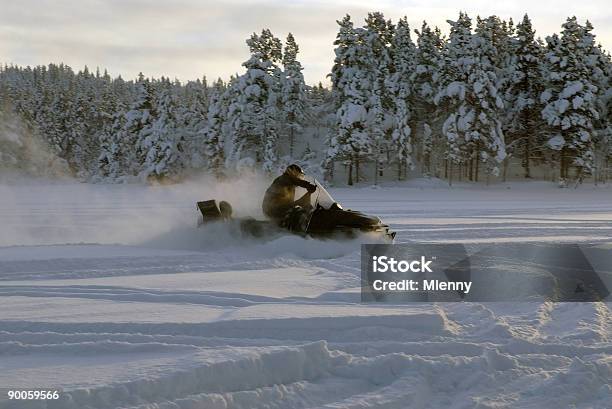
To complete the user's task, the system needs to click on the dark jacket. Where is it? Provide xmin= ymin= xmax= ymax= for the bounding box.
xmin=262 ymin=173 xmax=315 ymax=219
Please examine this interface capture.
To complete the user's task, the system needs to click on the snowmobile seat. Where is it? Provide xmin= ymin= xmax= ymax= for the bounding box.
xmin=197 ymin=200 xmax=222 ymax=223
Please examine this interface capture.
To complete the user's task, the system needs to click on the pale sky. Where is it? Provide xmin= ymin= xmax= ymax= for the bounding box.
xmin=1 ymin=0 xmax=610 ymax=85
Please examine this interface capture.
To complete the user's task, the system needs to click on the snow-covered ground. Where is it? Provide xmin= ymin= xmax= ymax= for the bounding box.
xmin=0 ymin=178 xmax=611 ymax=409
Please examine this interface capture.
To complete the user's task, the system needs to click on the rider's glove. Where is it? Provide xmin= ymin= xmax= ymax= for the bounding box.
xmin=307 ymin=183 xmax=317 ymax=193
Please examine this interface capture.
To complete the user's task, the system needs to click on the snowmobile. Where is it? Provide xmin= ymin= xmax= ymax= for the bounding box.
xmin=197 ymin=178 xmax=396 ymax=242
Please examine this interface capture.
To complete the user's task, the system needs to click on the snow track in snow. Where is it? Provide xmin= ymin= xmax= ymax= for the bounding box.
xmin=1 ymin=181 xmax=611 ymax=408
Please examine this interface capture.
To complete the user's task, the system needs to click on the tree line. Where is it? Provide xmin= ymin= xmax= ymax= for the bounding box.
xmin=329 ymin=12 xmax=611 ymax=185
xmin=1 ymin=12 xmax=611 ymax=185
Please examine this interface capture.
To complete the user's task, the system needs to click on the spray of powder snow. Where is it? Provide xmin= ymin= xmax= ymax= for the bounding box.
xmin=0 ymin=172 xmax=373 ymax=259
xmin=144 ymin=219 xmax=384 ymax=260
xmin=0 ymin=172 xmax=267 ymax=246
xmin=0 ymin=105 xmax=72 ymax=182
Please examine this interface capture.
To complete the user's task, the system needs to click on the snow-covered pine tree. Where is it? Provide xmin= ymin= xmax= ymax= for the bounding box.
xmin=68 ymin=68 xmax=97 ymax=177
xmin=82 ymin=67 xmax=107 ymax=175
xmin=475 ymin=16 xmax=515 ymax=179
xmin=596 ymin=51 xmax=612 ymax=182
xmin=475 ymin=16 xmax=515 ymax=76
xmin=435 ymin=13 xmax=473 ymax=183
xmin=122 ymin=76 xmax=156 ymax=177
xmin=263 ymin=34 xmax=284 ymax=173
xmin=179 ymin=79 xmax=208 ymax=169
xmin=96 ymin=89 xmax=127 ymax=181
xmin=327 ymin=15 xmax=354 ymax=182
xmin=355 ymin=12 xmax=394 ymax=184
xmin=389 ymin=16 xmax=417 ymax=180
xmin=88 ymin=71 xmax=115 ymax=179
xmin=142 ymin=79 xmax=182 ymax=180
xmin=362 ymin=12 xmax=395 ymax=184
xmin=413 ymin=22 xmax=443 ymax=176
xmin=41 ymin=65 xmax=74 ymax=168
xmin=202 ymin=78 xmax=228 ymax=176
xmin=468 ymin=17 xmax=507 ymax=181
xmin=583 ymin=26 xmax=612 ymax=183
xmin=505 ymin=14 xmax=546 ymax=178
xmin=329 ymin=15 xmax=373 ymax=185
xmin=281 ymin=33 xmax=307 ymax=159
xmin=227 ymin=29 xmax=282 ymax=172
xmin=541 ymin=17 xmax=600 ymax=181
xmin=436 ymin=13 xmax=506 ymax=184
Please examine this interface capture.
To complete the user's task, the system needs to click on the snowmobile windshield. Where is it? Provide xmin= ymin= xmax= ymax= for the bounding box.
xmin=313 ymin=179 xmax=339 ymax=209
xmin=294 ymin=177 xmax=339 ymax=210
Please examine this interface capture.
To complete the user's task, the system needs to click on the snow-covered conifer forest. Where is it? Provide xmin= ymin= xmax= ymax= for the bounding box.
xmin=1 ymin=12 xmax=611 ymax=185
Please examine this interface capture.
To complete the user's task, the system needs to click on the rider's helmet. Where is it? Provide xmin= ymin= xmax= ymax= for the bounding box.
xmin=285 ymin=164 xmax=305 ymax=178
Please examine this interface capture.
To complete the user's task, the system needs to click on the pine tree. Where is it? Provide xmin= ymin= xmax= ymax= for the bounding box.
xmin=142 ymin=80 xmax=181 ymax=179
xmin=436 ymin=13 xmax=506 ymax=184
xmin=227 ymin=29 xmax=282 ymax=172
xmin=123 ymin=77 xmax=156 ymax=176
xmin=471 ymin=19 xmax=507 ymax=180
xmin=436 ymin=13 xmax=474 ymax=183
xmin=389 ymin=16 xmax=417 ymax=180
xmin=202 ymin=78 xmax=228 ymax=175
xmin=327 ymin=15 xmax=355 ymax=182
xmin=179 ymin=80 xmax=208 ymax=169
xmin=362 ymin=12 xmax=395 ymax=184
xmin=96 ymin=86 xmax=126 ymax=181
xmin=329 ymin=15 xmax=372 ymax=185
xmin=281 ymin=33 xmax=307 ymax=159
xmin=506 ymin=14 xmax=546 ymax=178
xmin=584 ymin=27 xmax=612 ymax=182
xmin=476 ymin=15 xmax=515 ymax=162
xmin=541 ymin=17 xmax=600 ymax=180
xmin=68 ymin=71 xmax=94 ymax=176
xmin=413 ymin=22 xmax=443 ymax=176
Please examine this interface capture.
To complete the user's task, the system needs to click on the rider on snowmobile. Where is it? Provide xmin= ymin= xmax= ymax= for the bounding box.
xmin=262 ymin=164 xmax=316 ymax=224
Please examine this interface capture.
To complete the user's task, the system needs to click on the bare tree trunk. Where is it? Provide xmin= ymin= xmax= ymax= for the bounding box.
xmin=449 ymin=162 xmax=453 ymax=187
xmin=355 ymin=156 xmax=360 ymax=184
xmin=347 ymin=158 xmax=353 ymax=186
xmin=560 ymin=148 xmax=569 ymax=181
xmin=575 ymin=167 xmax=584 ymax=188
xmin=524 ymin=136 xmax=531 ymax=178
xmin=374 ymin=156 xmax=379 ymax=186
xmin=398 ymin=158 xmax=402 ymax=181
xmin=502 ymin=156 xmax=509 ymax=182
xmin=475 ymin=150 xmax=480 ymax=182
xmin=469 ymin=154 xmax=474 ymax=182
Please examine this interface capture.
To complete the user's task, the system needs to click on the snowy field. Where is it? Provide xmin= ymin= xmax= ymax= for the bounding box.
xmin=0 ymin=178 xmax=611 ymax=409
